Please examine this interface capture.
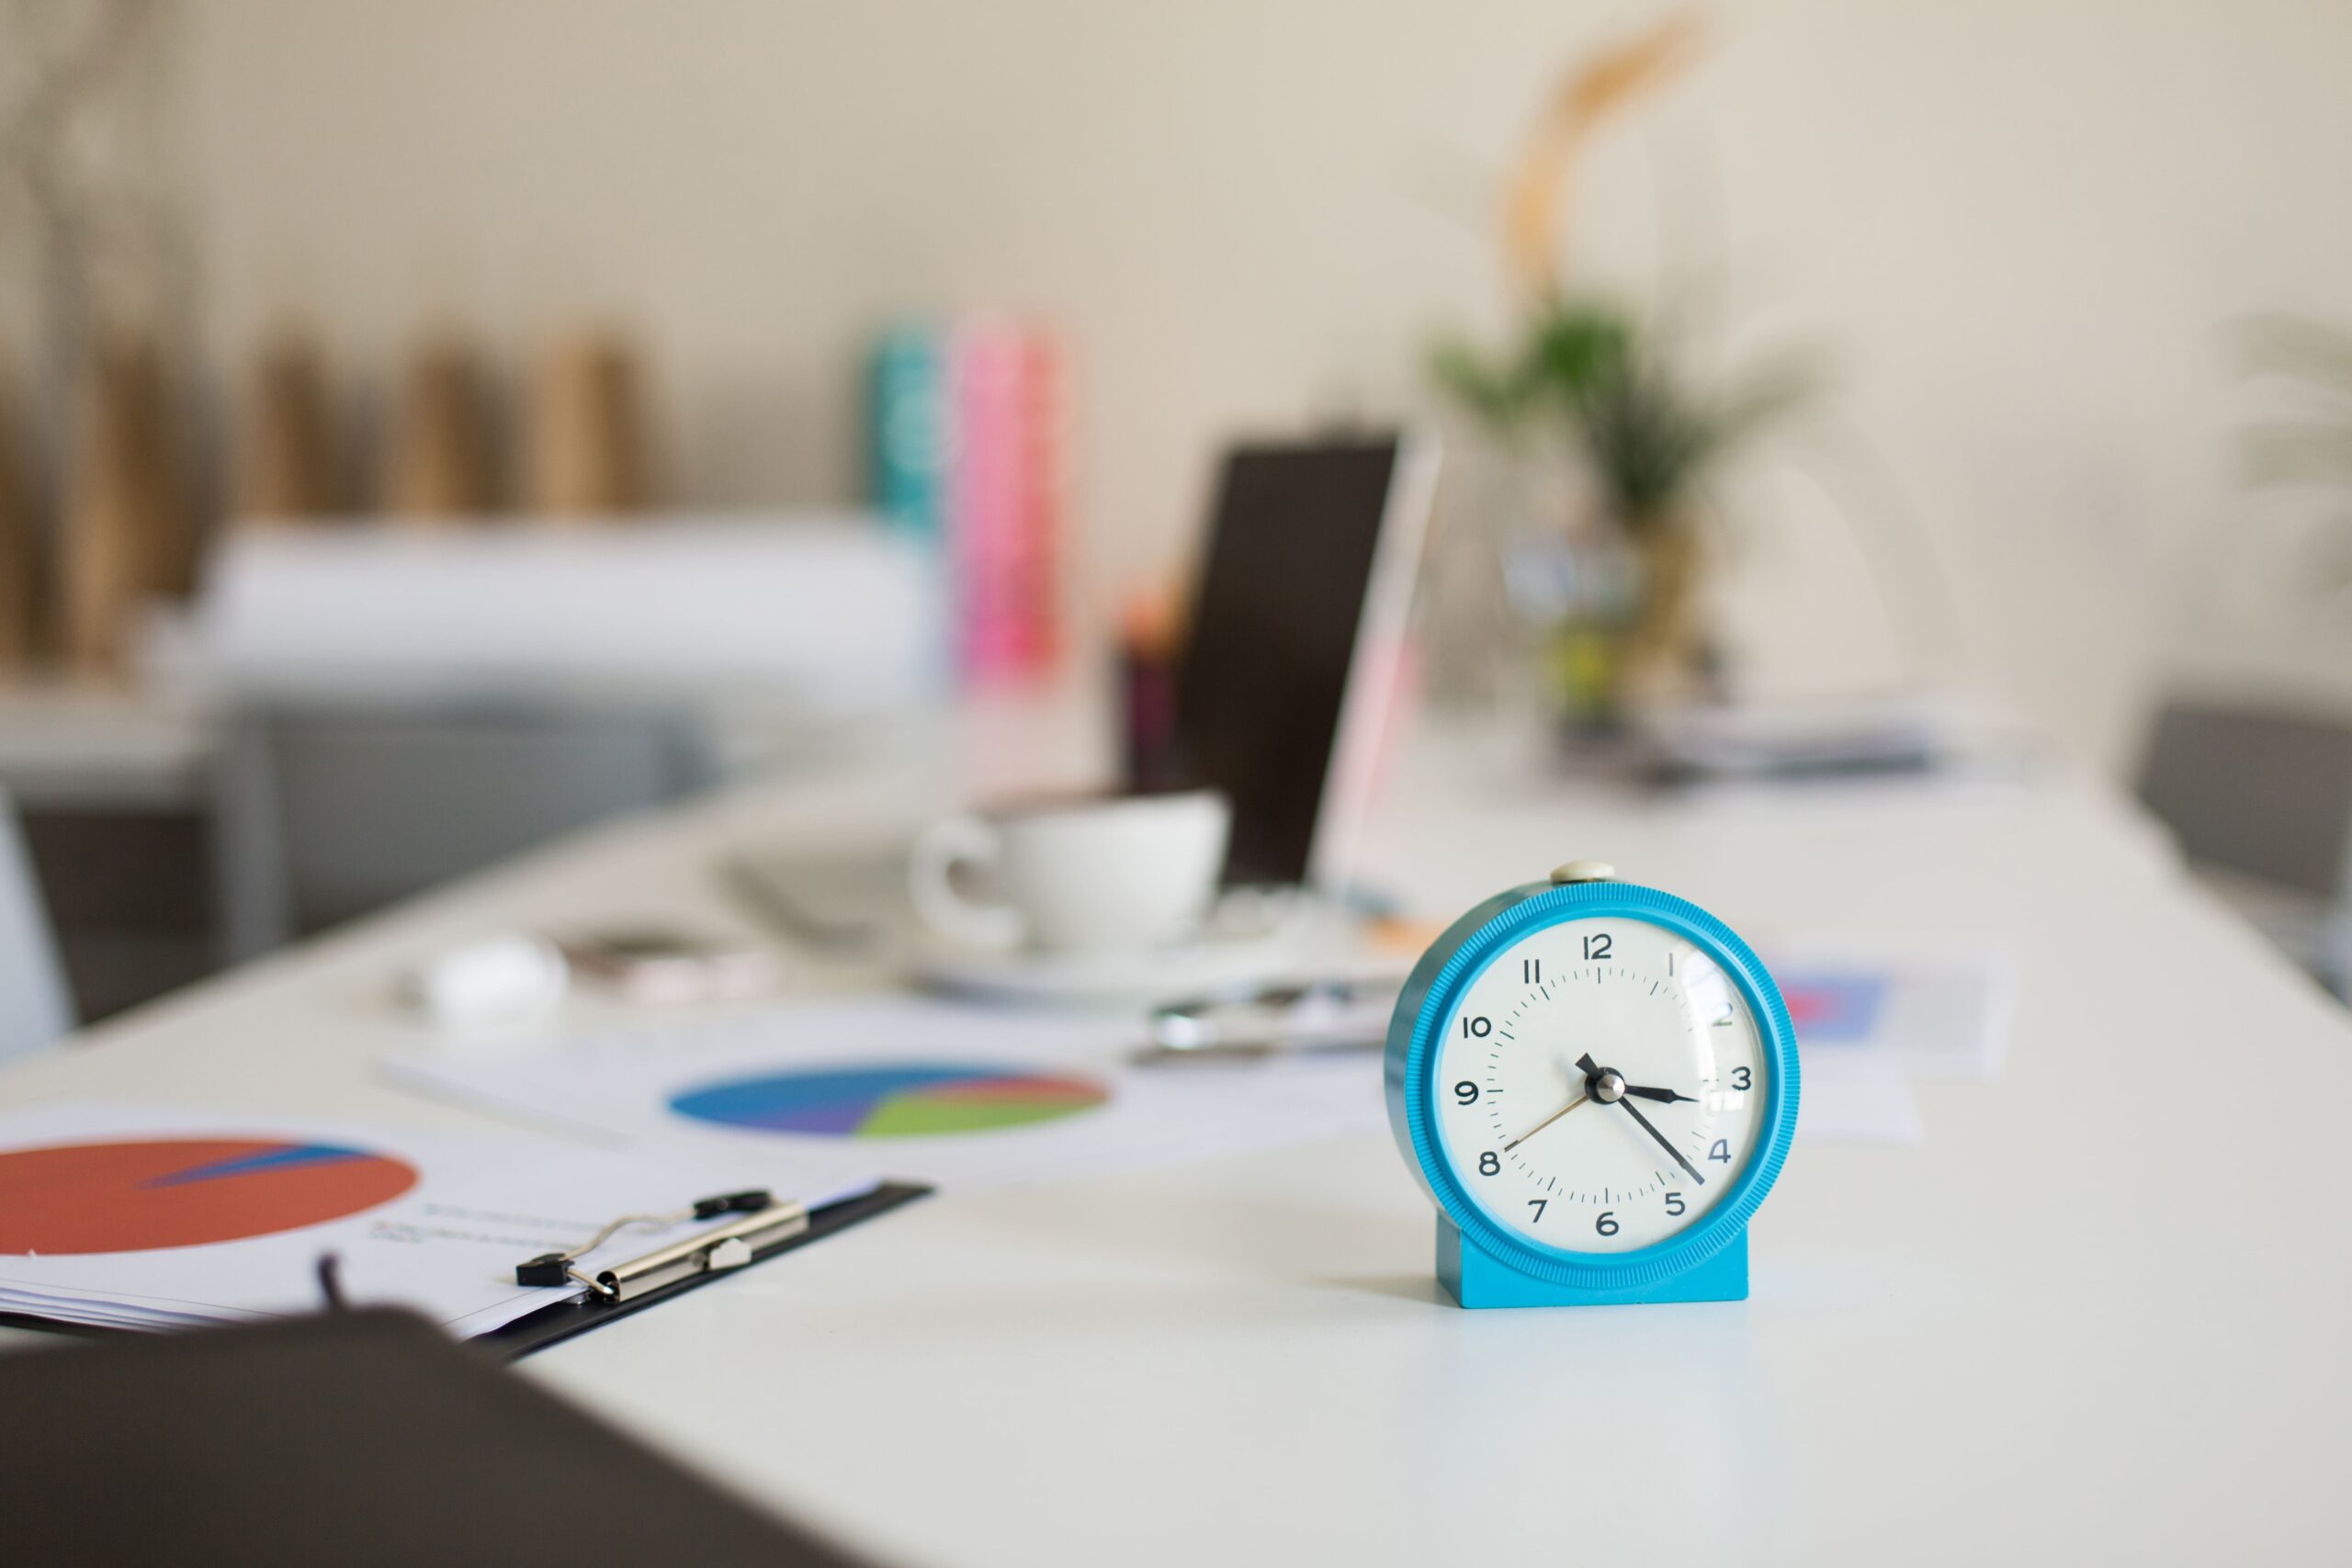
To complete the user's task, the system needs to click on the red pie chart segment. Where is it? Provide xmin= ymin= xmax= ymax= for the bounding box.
xmin=0 ymin=1139 xmax=421 ymax=1256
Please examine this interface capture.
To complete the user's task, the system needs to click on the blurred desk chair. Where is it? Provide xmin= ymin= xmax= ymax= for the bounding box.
xmin=2137 ymin=698 xmax=2352 ymax=998
xmin=0 ymin=786 xmax=74 ymax=1059
xmin=214 ymin=700 xmax=718 ymax=959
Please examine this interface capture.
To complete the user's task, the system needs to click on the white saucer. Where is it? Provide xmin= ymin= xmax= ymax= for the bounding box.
xmin=906 ymin=930 xmax=1309 ymax=1008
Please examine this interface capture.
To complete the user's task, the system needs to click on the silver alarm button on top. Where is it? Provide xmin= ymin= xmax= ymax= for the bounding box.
xmin=1549 ymin=860 xmax=1617 ymax=885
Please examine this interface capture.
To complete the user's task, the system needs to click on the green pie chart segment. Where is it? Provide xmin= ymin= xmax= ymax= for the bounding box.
xmin=669 ymin=1064 xmax=1110 ymax=1139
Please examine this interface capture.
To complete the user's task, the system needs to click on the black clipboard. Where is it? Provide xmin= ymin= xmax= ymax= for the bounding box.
xmin=479 ymin=1179 xmax=929 ymax=1359
xmin=0 ymin=1181 xmax=931 ymax=1358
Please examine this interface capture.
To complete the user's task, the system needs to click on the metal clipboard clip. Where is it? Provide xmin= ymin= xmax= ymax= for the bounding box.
xmin=514 ymin=1190 xmax=810 ymax=1304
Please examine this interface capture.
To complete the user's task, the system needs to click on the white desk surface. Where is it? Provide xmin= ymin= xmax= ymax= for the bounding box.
xmin=4 ymin=711 xmax=2347 ymax=1566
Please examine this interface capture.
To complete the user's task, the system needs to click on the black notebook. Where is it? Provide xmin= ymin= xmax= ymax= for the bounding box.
xmin=0 ymin=1308 xmax=882 ymax=1568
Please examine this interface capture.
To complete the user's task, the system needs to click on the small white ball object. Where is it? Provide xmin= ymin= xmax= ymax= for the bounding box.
xmin=409 ymin=935 xmax=569 ymax=1026
xmin=1550 ymin=860 xmax=1618 ymax=886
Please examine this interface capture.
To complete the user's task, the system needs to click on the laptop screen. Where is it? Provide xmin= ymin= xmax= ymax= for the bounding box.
xmin=1173 ymin=437 xmax=1404 ymax=887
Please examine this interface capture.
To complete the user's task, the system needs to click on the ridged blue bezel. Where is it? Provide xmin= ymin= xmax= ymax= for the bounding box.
xmin=1384 ymin=879 xmax=1801 ymax=1293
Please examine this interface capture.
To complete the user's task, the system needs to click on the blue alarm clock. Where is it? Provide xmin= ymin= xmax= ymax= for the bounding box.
xmin=1385 ymin=861 xmax=1800 ymax=1308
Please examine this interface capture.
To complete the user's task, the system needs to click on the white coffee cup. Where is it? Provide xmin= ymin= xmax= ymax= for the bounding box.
xmin=909 ymin=789 xmax=1231 ymax=955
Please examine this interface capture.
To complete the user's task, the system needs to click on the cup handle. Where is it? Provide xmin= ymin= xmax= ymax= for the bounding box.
xmin=908 ymin=817 xmax=1025 ymax=951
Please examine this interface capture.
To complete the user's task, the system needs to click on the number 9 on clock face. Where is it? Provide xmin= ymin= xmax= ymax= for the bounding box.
xmin=1434 ymin=916 xmax=1769 ymax=1254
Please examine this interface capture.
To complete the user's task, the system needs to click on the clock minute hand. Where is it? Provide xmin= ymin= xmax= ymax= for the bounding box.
xmin=1616 ymin=1095 xmax=1707 ymax=1188
xmin=1577 ymin=1053 xmax=1707 ymax=1187
xmin=1621 ymin=1084 xmax=1697 ymax=1105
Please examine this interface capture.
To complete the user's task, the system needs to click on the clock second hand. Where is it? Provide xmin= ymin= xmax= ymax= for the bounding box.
xmin=1578 ymin=1053 xmax=1707 ymax=1187
xmin=1502 ymin=1089 xmax=1589 ymax=1153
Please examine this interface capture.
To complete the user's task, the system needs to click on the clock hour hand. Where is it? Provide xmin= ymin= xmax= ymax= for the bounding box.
xmin=1577 ymin=1054 xmax=1706 ymax=1187
xmin=1573 ymin=1055 xmax=1695 ymax=1105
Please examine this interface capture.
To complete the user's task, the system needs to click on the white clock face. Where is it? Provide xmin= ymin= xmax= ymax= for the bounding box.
xmin=1432 ymin=915 xmax=1770 ymax=1254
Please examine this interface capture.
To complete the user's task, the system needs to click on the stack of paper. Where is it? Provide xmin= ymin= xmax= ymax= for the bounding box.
xmin=0 ymin=1102 xmax=870 ymax=1337
xmin=1768 ymin=943 xmax=2017 ymax=1145
xmin=1635 ymin=695 xmax=1962 ymax=782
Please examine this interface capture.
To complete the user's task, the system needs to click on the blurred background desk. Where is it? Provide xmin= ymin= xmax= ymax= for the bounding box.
xmin=0 ymin=683 xmax=217 ymax=1021
xmin=0 ymin=684 xmax=212 ymax=813
xmin=1 ymin=707 xmax=2344 ymax=1567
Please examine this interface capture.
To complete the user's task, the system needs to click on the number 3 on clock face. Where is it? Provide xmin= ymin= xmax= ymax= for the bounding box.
xmin=1434 ymin=917 xmax=1770 ymax=1255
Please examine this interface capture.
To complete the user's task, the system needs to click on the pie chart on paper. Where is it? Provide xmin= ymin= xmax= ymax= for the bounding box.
xmin=0 ymin=1139 xmax=421 ymax=1256
xmin=668 ymin=1064 xmax=1110 ymax=1139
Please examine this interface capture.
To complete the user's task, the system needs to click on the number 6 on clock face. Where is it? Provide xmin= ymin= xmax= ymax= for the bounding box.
xmin=1385 ymin=868 xmax=1800 ymax=1309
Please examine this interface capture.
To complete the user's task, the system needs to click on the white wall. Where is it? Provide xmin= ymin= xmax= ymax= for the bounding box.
xmin=167 ymin=0 xmax=2352 ymax=768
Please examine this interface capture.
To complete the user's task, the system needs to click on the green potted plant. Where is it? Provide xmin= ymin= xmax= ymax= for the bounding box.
xmin=1428 ymin=13 xmax=1815 ymax=727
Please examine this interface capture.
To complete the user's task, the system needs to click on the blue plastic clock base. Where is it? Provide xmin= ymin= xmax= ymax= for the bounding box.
xmin=1437 ymin=1218 xmax=1748 ymax=1309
